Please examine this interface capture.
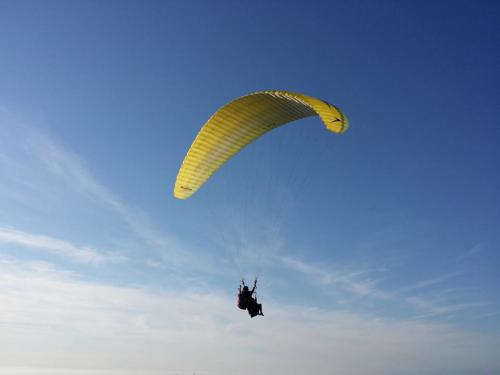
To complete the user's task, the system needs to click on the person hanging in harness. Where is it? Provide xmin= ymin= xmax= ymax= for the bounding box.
xmin=237 ymin=278 xmax=264 ymax=318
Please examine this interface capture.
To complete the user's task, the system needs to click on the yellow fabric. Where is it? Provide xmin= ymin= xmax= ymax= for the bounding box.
xmin=174 ymin=90 xmax=348 ymax=199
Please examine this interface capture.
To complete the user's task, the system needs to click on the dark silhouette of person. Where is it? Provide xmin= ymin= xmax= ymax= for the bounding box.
xmin=237 ymin=279 xmax=264 ymax=317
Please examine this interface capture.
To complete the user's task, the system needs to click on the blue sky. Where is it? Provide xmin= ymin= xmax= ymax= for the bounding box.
xmin=1 ymin=1 xmax=499 ymax=374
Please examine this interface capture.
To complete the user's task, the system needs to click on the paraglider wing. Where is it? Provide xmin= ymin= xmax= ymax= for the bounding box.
xmin=174 ymin=90 xmax=348 ymax=199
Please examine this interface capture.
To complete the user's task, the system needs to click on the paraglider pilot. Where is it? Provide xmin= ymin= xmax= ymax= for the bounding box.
xmin=237 ymin=278 xmax=264 ymax=318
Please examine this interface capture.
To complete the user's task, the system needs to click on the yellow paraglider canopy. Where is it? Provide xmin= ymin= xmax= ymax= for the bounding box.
xmin=174 ymin=90 xmax=348 ymax=199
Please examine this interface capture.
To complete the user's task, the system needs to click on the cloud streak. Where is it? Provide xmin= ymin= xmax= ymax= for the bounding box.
xmin=399 ymin=272 xmax=460 ymax=293
xmin=457 ymin=242 xmax=484 ymax=261
xmin=280 ymin=256 xmax=392 ymax=299
xmin=0 ymin=258 xmax=498 ymax=375
xmin=0 ymin=227 xmax=125 ymax=264
xmin=22 ymin=131 xmax=213 ymax=272
xmin=280 ymin=256 xmax=490 ymax=320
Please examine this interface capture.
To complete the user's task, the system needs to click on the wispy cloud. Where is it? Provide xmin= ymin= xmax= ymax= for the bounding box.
xmin=281 ymin=256 xmax=392 ymax=299
xmin=0 ymin=111 xmax=221 ymax=281
xmin=22 ymin=131 xmax=212 ymax=271
xmin=407 ymin=296 xmax=490 ymax=319
xmin=457 ymin=242 xmax=484 ymax=261
xmin=281 ymin=256 xmax=489 ymax=320
xmin=0 ymin=227 xmax=125 ymax=264
xmin=398 ymin=272 xmax=460 ymax=293
xmin=0 ymin=258 xmax=498 ymax=374
xmin=26 ymin=133 xmax=157 ymax=242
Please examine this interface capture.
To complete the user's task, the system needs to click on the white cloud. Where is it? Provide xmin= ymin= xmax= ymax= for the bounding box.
xmin=0 ymin=226 xmax=125 ymax=264
xmin=0 ymin=126 xmax=212 ymax=272
xmin=25 ymin=133 xmax=166 ymax=247
xmin=280 ymin=256 xmax=392 ymax=299
xmin=398 ymin=272 xmax=459 ymax=293
xmin=407 ymin=296 xmax=490 ymax=319
xmin=0 ymin=258 xmax=498 ymax=374
xmin=280 ymin=256 xmax=490 ymax=320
